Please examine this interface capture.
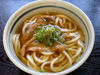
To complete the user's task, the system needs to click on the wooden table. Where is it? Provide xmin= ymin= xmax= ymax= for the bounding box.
xmin=0 ymin=0 xmax=100 ymax=75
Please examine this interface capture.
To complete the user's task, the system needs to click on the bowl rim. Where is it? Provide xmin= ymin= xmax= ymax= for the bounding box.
xmin=3 ymin=0 xmax=95 ymax=75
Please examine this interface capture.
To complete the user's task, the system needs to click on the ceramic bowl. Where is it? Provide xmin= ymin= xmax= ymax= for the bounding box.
xmin=3 ymin=0 xmax=95 ymax=75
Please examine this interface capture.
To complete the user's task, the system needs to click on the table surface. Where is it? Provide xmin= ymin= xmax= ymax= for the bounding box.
xmin=0 ymin=0 xmax=100 ymax=75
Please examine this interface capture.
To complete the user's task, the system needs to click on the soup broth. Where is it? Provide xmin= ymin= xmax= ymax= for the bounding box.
xmin=12 ymin=12 xmax=85 ymax=72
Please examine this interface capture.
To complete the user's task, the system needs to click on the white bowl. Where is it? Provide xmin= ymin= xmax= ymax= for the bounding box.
xmin=3 ymin=0 xmax=95 ymax=75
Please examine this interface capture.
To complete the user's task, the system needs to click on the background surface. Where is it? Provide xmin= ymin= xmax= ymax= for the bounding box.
xmin=0 ymin=0 xmax=100 ymax=75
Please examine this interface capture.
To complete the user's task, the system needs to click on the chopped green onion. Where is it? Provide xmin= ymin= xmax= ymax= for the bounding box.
xmin=35 ymin=25 xmax=65 ymax=46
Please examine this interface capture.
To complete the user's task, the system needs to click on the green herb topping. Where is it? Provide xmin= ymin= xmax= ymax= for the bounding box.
xmin=36 ymin=25 xmax=65 ymax=46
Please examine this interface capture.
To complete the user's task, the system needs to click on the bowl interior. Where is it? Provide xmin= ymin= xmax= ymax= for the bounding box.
xmin=4 ymin=0 xmax=94 ymax=75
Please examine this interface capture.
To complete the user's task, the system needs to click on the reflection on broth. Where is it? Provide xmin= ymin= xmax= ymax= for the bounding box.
xmin=12 ymin=12 xmax=85 ymax=72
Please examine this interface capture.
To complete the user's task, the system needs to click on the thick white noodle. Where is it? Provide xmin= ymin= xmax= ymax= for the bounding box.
xmin=50 ymin=54 xmax=62 ymax=72
xmin=21 ymin=37 xmax=35 ymax=56
xmin=22 ymin=23 xmax=30 ymax=34
xmin=66 ymin=48 xmax=77 ymax=52
xmin=55 ymin=25 xmax=76 ymax=32
xmin=63 ymin=51 xmax=72 ymax=65
xmin=78 ymin=40 xmax=84 ymax=48
xmin=67 ymin=34 xmax=80 ymax=43
xmin=55 ymin=15 xmax=72 ymax=22
xmin=22 ymin=18 xmax=37 ymax=35
xmin=55 ymin=17 xmax=59 ymax=25
xmin=53 ymin=60 xmax=68 ymax=71
xmin=16 ymin=35 xmax=20 ymax=50
xmin=62 ymin=25 xmax=77 ymax=32
xmin=63 ymin=32 xmax=78 ymax=38
xmin=72 ymin=47 xmax=82 ymax=58
xmin=68 ymin=32 xmax=78 ymax=37
xmin=57 ymin=55 xmax=65 ymax=63
xmin=12 ymin=34 xmax=20 ymax=53
xmin=59 ymin=18 xmax=63 ymax=27
xmin=27 ymin=61 xmax=35 ymax=70
xmin=12 ymin=35 xmax=16 ymax=50
xmin=60 ymin=28 xmax=73 ymax=32
xmin=26 ymin=55 xmax=37 ymax=68
xmin=33 ymin=52 xmax=49 ymax=63
xmin=41 ymin=61 xmax=51 ymax=72
xmin=29 ymin=18 xmax=37 ymax=24
xmin=41 ymin=51 xmax=54 ymax=55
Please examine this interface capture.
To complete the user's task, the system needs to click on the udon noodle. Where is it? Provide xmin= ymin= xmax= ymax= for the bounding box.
xmin=12 ymin=12 xmax=85 ymax=72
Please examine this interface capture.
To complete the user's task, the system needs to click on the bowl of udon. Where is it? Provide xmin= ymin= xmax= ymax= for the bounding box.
xmin=3 ymin=0 xmax=95 ymax=75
